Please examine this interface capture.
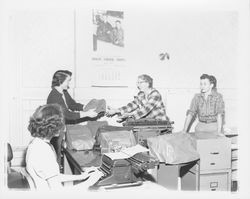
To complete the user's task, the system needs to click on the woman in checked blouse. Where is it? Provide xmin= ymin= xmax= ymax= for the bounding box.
xmin=106 ymin=74 xmax=169 ymax=121
xmin=182 ymin=74 xmax=225 ymax=135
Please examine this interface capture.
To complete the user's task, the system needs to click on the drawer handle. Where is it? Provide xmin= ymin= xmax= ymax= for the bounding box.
xmin=210 ymin=152 xmax=219 ymax=155
xmin=210 ymin=182 xmax=218 ymax=188
xmin=210 ymin=162 xmax=215 ymax=165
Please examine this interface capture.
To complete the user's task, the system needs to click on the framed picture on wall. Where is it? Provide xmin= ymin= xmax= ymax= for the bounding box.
xmin=93 ymin=9 xmax=124 ymax=52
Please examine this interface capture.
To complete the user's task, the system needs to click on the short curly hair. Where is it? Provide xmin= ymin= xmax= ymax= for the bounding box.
xmin=200 ymin=74 xmax=217 ymax=90
xmin=28 ymin=104 xmax=65 ymax=139
xmin=138 ymin=74 xmax=153 ymax=88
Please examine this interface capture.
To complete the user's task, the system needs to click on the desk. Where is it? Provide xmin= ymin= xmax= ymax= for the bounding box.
xmin=96 ymin=180 xmax=168 ymax=192
xmin=63 ymin=147 xmax=156 ymax=180
xmin=156 ymin=160 xmax=200 ymax=191
xmin=63 ymin=147 xmax=169 ymax=192
xmin=63 ymin=147 xmax=200 ymax=191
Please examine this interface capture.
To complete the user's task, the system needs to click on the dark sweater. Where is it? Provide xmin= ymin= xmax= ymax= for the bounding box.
xmin=47 ymin=88 xmax=85 ymax=124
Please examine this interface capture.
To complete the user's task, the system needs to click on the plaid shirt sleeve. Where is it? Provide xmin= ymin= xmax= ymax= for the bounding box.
xmin=132 ymin=90 xmax=161 ymax=119
xmin=186 ymin=94 xmax=199 ymax=118
xmin=119 ymin=98 xmax=140 ymax=114
xmin=216 ymin=93 xmax=225 ymax=115
xmin=216 ymin=93 xmax=225 ymax=124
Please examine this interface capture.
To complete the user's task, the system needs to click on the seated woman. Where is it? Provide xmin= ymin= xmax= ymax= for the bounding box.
xmin=182 ymin=74 xmax=225 ymax=135
xmin=26 ymin=104 xmax=103 ymax=190
xmin=47 ymin=70 xmax=98 ymax=166
xmin=106 ymin=74 xmax=169 ymax=121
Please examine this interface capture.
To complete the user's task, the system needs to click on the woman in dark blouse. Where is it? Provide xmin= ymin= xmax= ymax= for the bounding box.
xmin=47 ymin=70 xmax=98 ymax=166
xmin=47 ymin=70 xmax=97 ymax=124
xmin=182 ymin=74 xmax=225 ymax=135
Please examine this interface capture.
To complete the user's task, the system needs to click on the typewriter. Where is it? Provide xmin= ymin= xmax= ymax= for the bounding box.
xmin=91 ymin=152 xmax=159 ymax=189
xmin=127 ymin=152 xmax=158 ymax=174
xmin=123 ymin=118 xmax=174 ymax=146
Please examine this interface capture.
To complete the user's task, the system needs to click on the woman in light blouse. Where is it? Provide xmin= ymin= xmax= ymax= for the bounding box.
xmin=182 ymin=74 xmax=225 ymax=135
xmin=26 ymin=104 xmax=103 ymax=190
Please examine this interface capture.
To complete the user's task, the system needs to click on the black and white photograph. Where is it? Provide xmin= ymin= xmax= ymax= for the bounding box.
xmin=93 ymin=9 xmax=124 ymax=51
xmin=0 ymin=0 xmax=249 ymax=199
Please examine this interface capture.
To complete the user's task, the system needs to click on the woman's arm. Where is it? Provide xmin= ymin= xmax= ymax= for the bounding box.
xmin=106 ymin=98 xmax=139 ymax=117
xmin=46 ymin=174 xmax=88 ymax=189
xmin=182 ymin=114 xmax=193 ymax=133
xmin=50 ymin=166 xmax=100 ymax=183
xmin=182 ymin=94 xmax=198 ymax=132
xmin=130 ymin=90 xmax=161 ymax=119
xmin=63 ymin=90 xmax=84 ymax=112
xmin=47 ymin=169 xmax=103 ymax=189
xmin=216 ymin=93 xmax=225 ymax=134
xmin=119 ymin=99 xmax=139 ymax=114
xmin=217 ymin=114 xmax=223 ymax=134
xmin=47 ymin=89 xmax=81 ymax=122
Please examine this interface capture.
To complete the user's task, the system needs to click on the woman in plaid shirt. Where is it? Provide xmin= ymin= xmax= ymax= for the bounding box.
xmin=182 ymin=74 xmax=225 ymax=135
xmin=106 ymin=74 xmax=169 ymax=121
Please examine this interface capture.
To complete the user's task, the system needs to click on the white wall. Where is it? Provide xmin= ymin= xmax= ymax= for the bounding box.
xmin=7 ymin=10 xmax=75 ymax=147
xmin=6 ymin=3 xmax=239 ymax=148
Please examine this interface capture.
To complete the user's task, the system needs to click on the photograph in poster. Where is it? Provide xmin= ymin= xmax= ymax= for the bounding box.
xmin=93 ymin=10 xmax=124 ymax=51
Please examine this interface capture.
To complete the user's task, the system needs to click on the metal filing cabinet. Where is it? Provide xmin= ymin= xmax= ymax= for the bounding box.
xmin=225 ymin=131 xmax=238 ymax=191
xmin=181 ymin=134 xmax=231 ymax=191
xmin=199 ymin=172 xmax=230 ymax=191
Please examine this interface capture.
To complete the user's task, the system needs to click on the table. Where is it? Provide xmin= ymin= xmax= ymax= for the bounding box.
xmin=62 ymin=147 xmax=170 ymax=192
xmin=63 ymin=147 xmax=200 ymax=191
xmin=156 ymin=160 xmax=200 ymax=191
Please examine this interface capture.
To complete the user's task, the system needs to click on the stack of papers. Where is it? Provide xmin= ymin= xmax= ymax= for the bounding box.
xmin=104 ymin=144 xmax=149 ymax=160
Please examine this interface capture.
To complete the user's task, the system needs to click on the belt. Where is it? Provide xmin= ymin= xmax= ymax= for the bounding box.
xmin=199 ymin=120 xmax=217 ymax=124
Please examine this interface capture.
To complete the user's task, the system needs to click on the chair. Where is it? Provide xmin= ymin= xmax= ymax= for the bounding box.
xmin=7 ymin=143 xmax=35 ymax=190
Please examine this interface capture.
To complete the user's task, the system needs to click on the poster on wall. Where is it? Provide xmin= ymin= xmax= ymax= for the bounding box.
xmin=93 ymin=9 xmax=124 ymax=51
xmin=91 ymin=9 xmax=127 ymax=87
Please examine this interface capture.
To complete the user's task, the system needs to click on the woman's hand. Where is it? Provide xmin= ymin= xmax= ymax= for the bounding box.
xmin=217 ymin=132 xmax=225 ymax=137
xmin=86 ymin=109 xmax=98 ymax=118
xmin=80 ymin=109 xmax=98 ymax=118
xmin=79 ymin=172 xmax=91 ymax=180
xmin=86 ymin=170 xmax=104 ymax=186
xmin=116 ymin=113 xmax=133 ymax=123
xmin=106 ymin=106 xmax=120 ymax=117
xmin=83 ymin=166 xmax=98 ymax=174
xmin=76 ymin=169 xmax=104 ymax=189
xmin=119 ymin=112 xmax=131 ymax=119
xmin=79 ymin=167 xmax=99 ymax=179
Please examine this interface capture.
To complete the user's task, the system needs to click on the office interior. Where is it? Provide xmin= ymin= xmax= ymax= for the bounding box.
xmin=0 ymin=0 xmax=249 ymax=196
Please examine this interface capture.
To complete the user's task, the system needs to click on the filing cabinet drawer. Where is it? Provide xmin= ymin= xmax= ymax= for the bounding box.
xmin=232 ymin=169 xmax=237 ymax=181
xmin=200 ymin=172 xmax=230 ymax=191
xmin=196 ymin=137 xmax=231 ymax=171
xmin=231 ymin=159 xmax=237 ymax=170
xmin=231 ymin=149 xmax=238 ymax=159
